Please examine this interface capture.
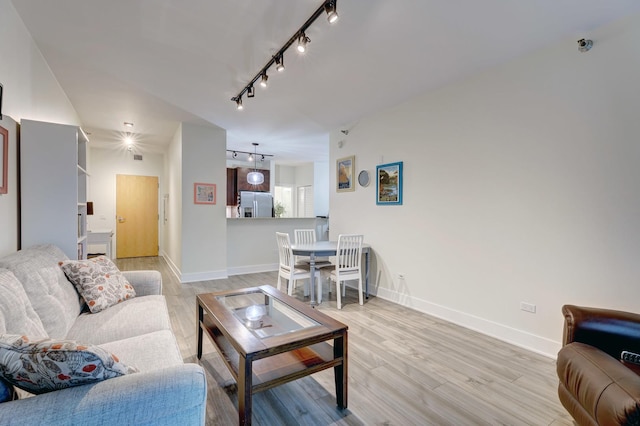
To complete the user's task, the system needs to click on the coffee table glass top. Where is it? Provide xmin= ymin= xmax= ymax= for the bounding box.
xmin=216 ymin=290 xmax=320 ymax=339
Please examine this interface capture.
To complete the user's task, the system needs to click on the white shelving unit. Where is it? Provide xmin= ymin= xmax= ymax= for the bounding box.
xmin=20 ymin=119 xmax=89 ymax=259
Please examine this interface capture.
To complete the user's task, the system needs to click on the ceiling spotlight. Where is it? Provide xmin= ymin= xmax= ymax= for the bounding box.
xmin=261 ymin=155 xmax=265 ymax=161
xmin=235 ymin=97 xmax=243 ymax=110
xmin=577 ymin=38 xmax=593 ymax=53
xmin=297 ymin=33 xmax=310 ymax=53
xmin=232 ymin=151 xmax=238 ymax=159
xmin=324 ymin=0 xmax=338 ymax=24
xmin=275 ymin=54 xmax=285 ymax=72
xmin=123 ymin=122 xmax=134 ymax=128
xmin=247 ymin=84 xmax=255 ymax=98
xmin=260 ymin=72 xmax=268 ymax=88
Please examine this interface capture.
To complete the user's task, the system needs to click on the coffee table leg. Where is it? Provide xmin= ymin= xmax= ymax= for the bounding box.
xmin=238 ymin=354 xmax=253 ymax=425
xmin=334 ymin=332 xmax=348 ymax=409
xmin=197 ymin=303 xmax=203 ymax=360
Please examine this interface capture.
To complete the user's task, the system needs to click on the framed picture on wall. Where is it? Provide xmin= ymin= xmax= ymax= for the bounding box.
xmin=194 ymin=183 xmax=216 ymax=204
xmin=336 ymin=155 xmax=355 ymax=192
xmin=0 ymin=125 xmax=7 ymax=194
xmin=376 ymin=161 xmax=403 ymax=205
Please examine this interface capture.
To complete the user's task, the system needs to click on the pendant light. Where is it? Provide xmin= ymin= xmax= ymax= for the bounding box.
xmin=247 ymin=142 xmax=264 ymax=185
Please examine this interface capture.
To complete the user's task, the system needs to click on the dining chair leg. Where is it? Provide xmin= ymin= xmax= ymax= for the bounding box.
xmin=357 ymin=277 xmax=364 ymax=305
xmin=336 ymin=279 xmax=342 ymax=310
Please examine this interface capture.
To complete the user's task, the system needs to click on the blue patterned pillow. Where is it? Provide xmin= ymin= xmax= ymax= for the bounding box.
xmin=0 ymin=334 xmax=138 ymax=394
xmin=0 ymin=377 xmax=15 ymax=402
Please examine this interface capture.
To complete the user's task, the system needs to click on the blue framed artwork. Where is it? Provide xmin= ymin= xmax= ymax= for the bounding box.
xmin=376 ymin=161 xmax=403 ymax=205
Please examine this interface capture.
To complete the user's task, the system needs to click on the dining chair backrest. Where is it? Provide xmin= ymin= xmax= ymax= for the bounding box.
xmin=336 ymin=234 xmax=364 ymax=273
xmin=276 ymin=232 xmax=294 ymax=271
xmin=294 ymin=229 xmax=316 ymax=245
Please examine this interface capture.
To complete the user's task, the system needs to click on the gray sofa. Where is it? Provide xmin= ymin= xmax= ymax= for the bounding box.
xmin=0 ymin=244 xmax=207 ymax=425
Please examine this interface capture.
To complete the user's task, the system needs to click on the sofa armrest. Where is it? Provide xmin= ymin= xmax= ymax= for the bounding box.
xmin=562 ymin=304 xmax=640 ymax=359
xmin=122 ymin=270 xmax=163 ymax=296
xmin=0 ymin=364 xmax=207 ymax=425
xmin=557 ymin=342 xmax=640 ymax=425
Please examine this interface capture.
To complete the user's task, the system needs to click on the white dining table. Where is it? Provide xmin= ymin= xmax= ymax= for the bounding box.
xmin=290 ymin=240 xmax=371 ymax=306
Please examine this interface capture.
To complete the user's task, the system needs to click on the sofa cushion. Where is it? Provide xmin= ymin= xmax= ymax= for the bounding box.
xmin=0 ymin=244 xmax=81 ymax=338
xmin=0 ymin=269 xmax=47 ymax=338
xmin=99 ymin=330 xmax=184 ymax=372
xmin=65 ymin=295 xmax=172 ymax=345
xmin=0 ymin=335 xmax=138 ymax=395
xmin=59 ymin=256 xmax=136 ymax=314
xmin=557 ymin=342 xmax=640 ymax=425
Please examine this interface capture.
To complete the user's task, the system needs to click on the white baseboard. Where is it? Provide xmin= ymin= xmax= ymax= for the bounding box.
xmin=159 ymin=251 xmax=228 ymax=283
xmin=374 ymin=287 xmax=561 ymax=359
xmin=227 ymin=263 xmax=279 ymax=276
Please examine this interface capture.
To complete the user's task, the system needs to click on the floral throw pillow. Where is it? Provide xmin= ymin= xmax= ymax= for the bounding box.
xmin=59 ymin=256 xmax=136 ymax=313
xmin=0 ymin=335 xmax=138 ymax=394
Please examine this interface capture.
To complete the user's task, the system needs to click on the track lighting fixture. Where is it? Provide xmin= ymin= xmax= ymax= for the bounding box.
xmin=324 ymin=1 xmax=338 ymax=24
xmin=226 ymin=148 xmax=274 ymax=161
xmin=297 ymin=32 xmax=310 ymax=53
xmin=275 ymin=54 xmax=285 ymax=72
xmin=230 ymin=0 xmax=339 ymax=110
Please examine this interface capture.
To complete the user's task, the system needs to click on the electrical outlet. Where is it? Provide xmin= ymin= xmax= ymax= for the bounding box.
xmin=520 ymin=302 xmax=536 ymax=313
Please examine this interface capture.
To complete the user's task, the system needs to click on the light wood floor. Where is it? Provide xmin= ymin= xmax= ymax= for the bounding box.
xmin=115 ymin=256 xmax=574 ymax=426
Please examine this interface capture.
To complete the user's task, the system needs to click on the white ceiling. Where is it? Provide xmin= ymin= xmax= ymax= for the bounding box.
xmin=11 ymin=0 xmax=640 ymax=163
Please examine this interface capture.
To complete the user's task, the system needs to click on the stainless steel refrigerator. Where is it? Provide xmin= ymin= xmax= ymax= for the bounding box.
xmin=239 ymin=191 xmax=273 ymax=217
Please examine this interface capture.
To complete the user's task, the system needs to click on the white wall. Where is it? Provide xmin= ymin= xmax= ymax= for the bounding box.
xmin=179 ymin=122 xmax=227 ymax=282
xmin=0 ymin=0 xmax=79 ymax=256
xmin=329 ymin=14 xmax=640 ymax=357
xmin=87 ymin=147 xmax=165 ymax=257
xmin=163 ymin=125 xmax=183 ymax=275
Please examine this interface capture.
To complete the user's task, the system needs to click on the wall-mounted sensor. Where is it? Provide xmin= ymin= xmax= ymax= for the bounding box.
xmin=577 ymin=38 xmax=593 ymax=53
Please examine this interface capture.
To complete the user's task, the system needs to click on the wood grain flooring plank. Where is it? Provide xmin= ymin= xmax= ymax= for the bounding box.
xmin=115 ymin=257 xmax=570 ymax=426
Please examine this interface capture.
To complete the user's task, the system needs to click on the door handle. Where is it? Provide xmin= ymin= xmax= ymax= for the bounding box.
xmin=117 ymin=216 xmax=126 ymax=223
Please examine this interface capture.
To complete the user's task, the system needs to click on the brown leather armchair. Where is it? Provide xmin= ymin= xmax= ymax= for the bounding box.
xmin=557 ymin=305 xmax=640 ymax=425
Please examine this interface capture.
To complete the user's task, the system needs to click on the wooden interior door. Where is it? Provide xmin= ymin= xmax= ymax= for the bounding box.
xmin=116 ymin=174 xmax=158 ymax=258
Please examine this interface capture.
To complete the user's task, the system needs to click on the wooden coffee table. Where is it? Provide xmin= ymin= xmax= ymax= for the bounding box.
xmin=197 ymin=285 xmax=348 ymax=425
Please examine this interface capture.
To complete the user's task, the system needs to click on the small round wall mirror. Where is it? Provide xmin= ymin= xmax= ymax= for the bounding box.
xmin=358 ymin=170 xmax=370 ymax=187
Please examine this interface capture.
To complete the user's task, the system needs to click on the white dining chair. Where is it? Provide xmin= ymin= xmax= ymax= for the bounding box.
xmin=294 ymin=229 xmax=333 ymax=303
xmin=276 ymin=232 xmax=320 ymax=298
xmin=329 ymin=234 xmax=364 ymax=309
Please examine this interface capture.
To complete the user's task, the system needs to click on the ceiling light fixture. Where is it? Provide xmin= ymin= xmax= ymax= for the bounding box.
xmin=324 ymin=0 xmax=339 ymax=24
xmin=275 ymin=54 xmax=285 ymax=72
xmin=247 ymin=143 xmax=265 ymax=185
xmin=297 ymin=32 xmax=310 ymax=53
xmin=226 ymin=148 xmax=274 ymax=161
xmin=230 ymin=0 xmax=339 ymax=110
xmin=124 ymin=122 xmax=134 ymax=128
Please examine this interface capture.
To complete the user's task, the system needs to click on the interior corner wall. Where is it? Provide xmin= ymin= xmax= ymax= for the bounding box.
xmin=0 ymin=0 xmax=80 ymax=256
xmin=180 ymin=122 xmax=227 ymax=282
xmin=163 ymin=124 xmax=183 ymax=276
xmin=314 ymin=160 xmax=329 ymax=216
xmin=329 ymin=14 xmax=640 ymax=358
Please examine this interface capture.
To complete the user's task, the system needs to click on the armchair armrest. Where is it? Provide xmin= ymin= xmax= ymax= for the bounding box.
xmin=562 ymin=304 xmax=640 ymax=360
xmin=0 ymin=364 xmax=206 ymax=425
xmin=122 ymin=270 xmax=162 ymax=296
